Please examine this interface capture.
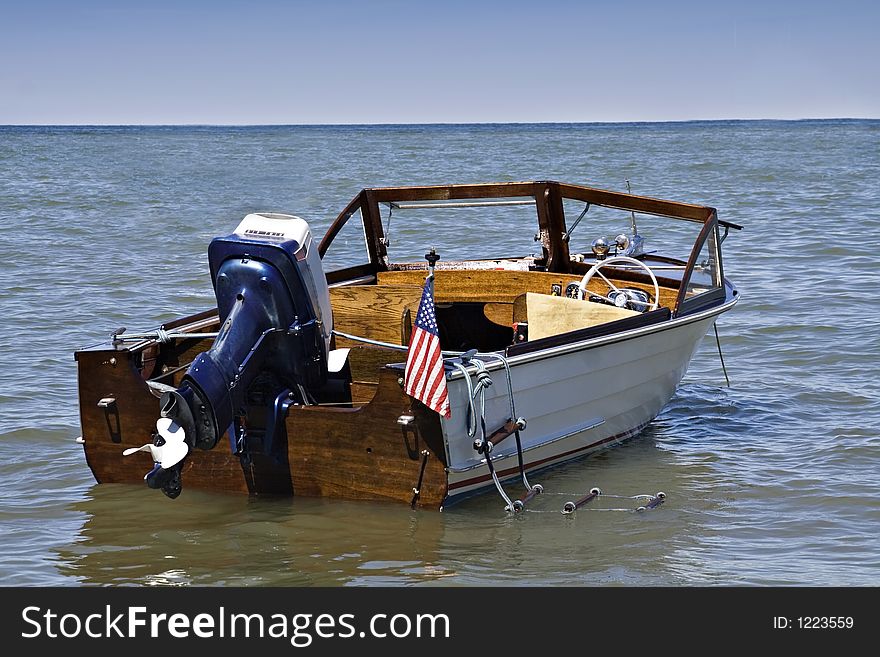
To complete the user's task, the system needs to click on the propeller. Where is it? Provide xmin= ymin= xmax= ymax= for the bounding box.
xmin=123 ymin=417 xmax=190 ymax=498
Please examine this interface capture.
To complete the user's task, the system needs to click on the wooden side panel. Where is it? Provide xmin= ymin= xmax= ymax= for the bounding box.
xmin=286 ymin=368 xmax=448 ymax=507
xmin=78 ymin=346 xmax=448 ymax=507
xmin=347 ymin=345 xmax=406 ymax=384
xmin=330 ymin=284 xmax=423 ymax=347
xmin=77 ymin=349 xmax=293 ymax=494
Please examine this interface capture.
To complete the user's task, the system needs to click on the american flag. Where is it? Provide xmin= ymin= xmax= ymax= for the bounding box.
xmin=404 ymin=275 xmax=451 ymax=418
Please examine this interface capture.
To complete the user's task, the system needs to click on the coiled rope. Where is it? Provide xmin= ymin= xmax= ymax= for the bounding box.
xmin=451 ymin=358 xmax=516 ymax=511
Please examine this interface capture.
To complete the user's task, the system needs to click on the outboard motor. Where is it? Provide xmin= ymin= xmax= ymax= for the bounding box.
xmin=127 ymin=213 xmax=333 ymax=497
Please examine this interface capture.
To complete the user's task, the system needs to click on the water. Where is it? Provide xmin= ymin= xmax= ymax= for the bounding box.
xmin=1 ymin=121 xmax=878 ymax=586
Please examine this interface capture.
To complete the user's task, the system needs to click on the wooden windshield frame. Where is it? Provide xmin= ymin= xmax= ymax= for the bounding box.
xmin=318 ymin=180 xmax=732 ymax=315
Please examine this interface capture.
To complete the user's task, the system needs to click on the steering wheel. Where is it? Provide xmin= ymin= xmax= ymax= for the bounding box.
xmin=577 ymin=256 xmax=660 ymax=311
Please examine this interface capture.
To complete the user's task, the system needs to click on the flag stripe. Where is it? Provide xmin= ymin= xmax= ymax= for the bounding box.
xmin=413 ymin=337 xmax=440 ymax=400
xmin=406 ymin=335 xmax=431 ymax=397
xmin=407 ymin=331 xmax=431 ymax=395
xmin=421 ymin=346 xmax=446 ymax=401
xmin=426 ymin=375 xmax=448 ymax=413
xmin=404 ymin=330 xmax=427 ymax=388
xmin=404 ymin=329 xmax=430 ymax=396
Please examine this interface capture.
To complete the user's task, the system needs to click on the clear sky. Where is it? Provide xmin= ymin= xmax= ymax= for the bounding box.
xmin=1 ymin=0 xmax=877 ymax=124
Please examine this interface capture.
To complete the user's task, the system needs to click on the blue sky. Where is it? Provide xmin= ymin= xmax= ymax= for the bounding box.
xmin=1 ymin=0 xmax=877 ymax=124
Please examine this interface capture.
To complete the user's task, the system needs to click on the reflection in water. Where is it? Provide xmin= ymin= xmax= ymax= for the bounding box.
xmin=57 ymin=486 xmax=448 ymax=586
xmin=55 ymin=428 xmax=718 ymax=586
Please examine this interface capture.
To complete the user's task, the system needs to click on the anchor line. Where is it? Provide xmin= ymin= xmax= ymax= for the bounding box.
xmin=453 ymin=359 xmax=516 ymax=512
xmin=714 ymin=323 xmax=731 ymax=387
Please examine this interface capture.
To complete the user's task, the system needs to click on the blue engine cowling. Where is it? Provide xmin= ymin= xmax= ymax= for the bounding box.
xmin=159 ymin=213 xmax=333 ymax=458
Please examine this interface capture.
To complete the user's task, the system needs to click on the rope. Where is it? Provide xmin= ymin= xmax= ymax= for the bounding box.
xmin=472 ymin=361 xmax=493 ymax=450
xmin=452 ymin=357 xmax=515 ymax=512
xmin=713 ymin=323 xmax=730 ymax=387
xmin=331 ymin=329 xmax=522 ymax=371
xmin=113 ymin=331 xmax=219 ymax=344
xmin=450 ymin=359 xmax=493 ymax=444
xmin=146 ymin=380 xmax=178 ymax=394
xmin=473 ymin=352 xmax=536 ymax=493
xmin=476 ymin=353 xmax=516 ymax=423
xmin=382 ymin=202 xmax=394 ymax=246
xmin=332 ymin=330 xmax=408 ymax=352
xmin=332 ymin=329 xmax=509 ymax=360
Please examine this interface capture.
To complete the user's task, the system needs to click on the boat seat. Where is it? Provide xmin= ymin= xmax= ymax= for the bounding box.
xmin=518 ymin=292 xmax=640 ymax=341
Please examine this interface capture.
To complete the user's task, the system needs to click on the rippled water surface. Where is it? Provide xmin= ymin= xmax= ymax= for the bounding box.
xmin=1 ymin=121 xmax=878 ymax=586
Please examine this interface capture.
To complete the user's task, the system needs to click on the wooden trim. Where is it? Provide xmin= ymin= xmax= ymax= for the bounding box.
xmin=545 ymin=181 xmax=570 ymax=273
xmin=379 ymin=269 xmax=567 ymax=302
xmin=532 ymin=182 xmax=569 ymax=273
xmin=369 ymin=182 xmax=539 ymax=203
xmin=322 ymin=182 xmax=717 ymax=281
xmin=318 ymin=192 xmax=363 ymax=258
xmin=557 ymin=182 xmax=714 ymax=222
xmin=674 ymin=212 xmax=718 ymax=316
xmin=318 ymin=189 xmax=387 ymax=273
xmin=361 ymin=188 xmax=388 ymax=269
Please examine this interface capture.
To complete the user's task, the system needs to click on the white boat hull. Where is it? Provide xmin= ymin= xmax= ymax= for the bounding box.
xmin=440 ymin=306 xmax=727 ymax=504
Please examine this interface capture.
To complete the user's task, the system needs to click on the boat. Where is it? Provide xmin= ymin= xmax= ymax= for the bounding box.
xmin=74 ymin=181 xmax=740 ymax=511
